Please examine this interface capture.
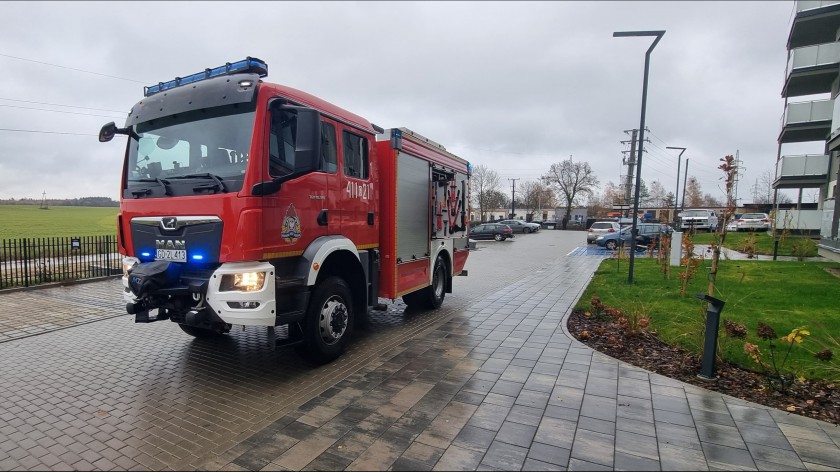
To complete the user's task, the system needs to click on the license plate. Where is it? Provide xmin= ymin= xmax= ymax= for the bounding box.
xmin=155 ymin=249 xmax=187 ymax=262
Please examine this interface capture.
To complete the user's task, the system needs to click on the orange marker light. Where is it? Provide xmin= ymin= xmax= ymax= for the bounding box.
xmin=313 ymin=262 xmax=320 ymax=271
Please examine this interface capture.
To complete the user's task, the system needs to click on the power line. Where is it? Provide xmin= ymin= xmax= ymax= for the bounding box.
xmin=0 ymin=128 xmax=101 ymax=136
xmin=0 ymin=104 xmax=124 ymax=119
xmin=0 ymin=97 xmax=125 ymax=113
xmin=0 ymin=52 xmax=147 ymax=83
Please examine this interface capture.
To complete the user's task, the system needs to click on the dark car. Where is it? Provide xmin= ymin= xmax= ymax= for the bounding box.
xmin=498 ymin=219 xmax=541 ymax=234
xmin=470 ymin=223 xmax=514 ymax=241
xmin=595 ymin=223 xmax=673 ymax=250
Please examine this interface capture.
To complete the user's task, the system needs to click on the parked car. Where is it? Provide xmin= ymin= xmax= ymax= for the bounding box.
xmin=736 ymin=213 xmax=771 ymax=232
xmin=725 ymin=218 xmax=739 ymax=232
xmin=470 ymin=223 xmax=514 ymax=241
xmin=587 ymin=221 xmax=622 ymax=244
xmin=498 ymin=219 xmax=541 ymax=234
xmin=595 ymin=223 xmax=673 ymax=250
xmin=679 ymin=209 xmax=719 ymax=232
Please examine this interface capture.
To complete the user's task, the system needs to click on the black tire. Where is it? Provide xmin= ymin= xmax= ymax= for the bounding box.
xmin=300 ymin=277 xmax=353 ymax=364
xmin=493 ymin=233 xmax=504 ymax=241
xmin=605 ymin=240 xmax=618 ymax=250
xmin=178 ymin=324 xmax=225 ymax=339
xmin=402 ymin=257 xmax=446 ymax=310
xmin=523 ymin=228 xmax=531 ymax=234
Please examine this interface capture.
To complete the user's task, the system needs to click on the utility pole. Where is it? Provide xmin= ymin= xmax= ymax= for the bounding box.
xmin=509 ymin=178 xmax=519 ymax=219
xmin=734 ymin=150 xmax=741 ymax=202
xmin=681 ymin=159 xmax=689 ymax=212
xmin=621 ymin=129 xmax=638 ymax=214
xmin=666 ymin=146 xmax=686 ymax=226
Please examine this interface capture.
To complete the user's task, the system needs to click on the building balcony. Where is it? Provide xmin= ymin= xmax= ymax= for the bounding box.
xmin=788 ymin=0 xmax=840 ymax=49
xmin=783 ymin=42 xmax=840 ymax=97
xmin=778 ymin=100 xmax=832 ymax=143
xmin=773 ymin=154 xmax=829 ymax=188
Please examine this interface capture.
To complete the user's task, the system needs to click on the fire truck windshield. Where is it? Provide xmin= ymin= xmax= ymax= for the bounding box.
xmin=125 ymin=104 xmax=256 ymax=197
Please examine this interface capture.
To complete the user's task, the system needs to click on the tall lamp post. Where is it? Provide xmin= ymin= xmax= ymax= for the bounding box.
xmin=614 ymin=29 xmax=665 ymax=284
xmin=666 ymin=146 xmax=686 ymax=226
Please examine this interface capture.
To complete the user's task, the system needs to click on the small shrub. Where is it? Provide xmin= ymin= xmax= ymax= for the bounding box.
xmin=741 ymin=233 xmax=758 ymax=259
xmin=790 ymin=238 xmax=816 ymax=261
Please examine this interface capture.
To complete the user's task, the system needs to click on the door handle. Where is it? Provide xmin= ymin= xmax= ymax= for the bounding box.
xmin=317 ymin=209 xmax=328 ymax=226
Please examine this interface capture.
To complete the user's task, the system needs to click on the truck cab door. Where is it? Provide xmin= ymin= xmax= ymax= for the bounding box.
xmin=338 ymin=129 xmax=377 ymax=247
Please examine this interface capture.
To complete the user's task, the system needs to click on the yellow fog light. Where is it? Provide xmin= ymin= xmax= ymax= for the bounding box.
xmin=220 ymin=272 xmax=266 ymax=292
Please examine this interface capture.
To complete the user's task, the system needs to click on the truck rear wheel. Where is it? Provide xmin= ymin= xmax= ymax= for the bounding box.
xmin=402 ymin=257 xmax=446 ymax=310
xmin=299 ymin=276 xmax=353 ymax=364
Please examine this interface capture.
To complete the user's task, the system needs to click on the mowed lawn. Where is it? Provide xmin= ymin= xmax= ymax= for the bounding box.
xmin=577 ymin=258 xmax=840 ymax=381
xmin=0 ymin=205 xmax=118 ymax=239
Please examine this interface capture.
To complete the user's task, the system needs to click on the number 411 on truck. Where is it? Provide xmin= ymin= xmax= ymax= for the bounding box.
xmin=99 ymin=57 xmax=471 ymax=364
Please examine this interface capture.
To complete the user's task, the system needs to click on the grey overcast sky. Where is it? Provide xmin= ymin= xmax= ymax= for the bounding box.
xmin=0 ymin=1 xmax=810 ymax=204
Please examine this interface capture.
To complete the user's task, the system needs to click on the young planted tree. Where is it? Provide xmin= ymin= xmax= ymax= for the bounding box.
xmin=543 ymin=159 xmax=599 ymax=229
xmin=708 ymin=155 xmax=738 ymax=297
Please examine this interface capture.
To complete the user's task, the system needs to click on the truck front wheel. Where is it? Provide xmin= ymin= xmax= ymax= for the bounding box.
xmin=300 ymin=277 xmax=354 ymax=364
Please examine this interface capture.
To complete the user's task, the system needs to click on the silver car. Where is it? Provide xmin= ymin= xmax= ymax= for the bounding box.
xmin=587 ymin=221 xmax=621 ymax=244
xmin=736 ymin=213 xmax=771 ymax=232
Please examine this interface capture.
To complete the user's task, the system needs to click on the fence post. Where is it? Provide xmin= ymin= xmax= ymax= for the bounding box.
xmin=22 ymin=238 xmax=30 ymax=287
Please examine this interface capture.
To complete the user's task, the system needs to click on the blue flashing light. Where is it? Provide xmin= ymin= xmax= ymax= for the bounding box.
xmin=191 ymin=254 xmax=204 ymax=261
xmin=140 ymin=251 xmax=151 ymax=258
xmin=144 ymin=57 xmax=268 ymax=97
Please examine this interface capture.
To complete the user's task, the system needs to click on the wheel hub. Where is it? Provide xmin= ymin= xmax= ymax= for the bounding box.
xmin=319 ymin=298 xmax=347 ymax=345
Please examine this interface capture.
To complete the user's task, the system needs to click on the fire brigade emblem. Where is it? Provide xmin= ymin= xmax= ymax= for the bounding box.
xmin=281 ymin=204 xmax=302 ymax=243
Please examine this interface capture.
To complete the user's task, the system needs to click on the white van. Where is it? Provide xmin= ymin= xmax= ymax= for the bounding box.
xmin=679 ymin=209 xmax=719 ymax=232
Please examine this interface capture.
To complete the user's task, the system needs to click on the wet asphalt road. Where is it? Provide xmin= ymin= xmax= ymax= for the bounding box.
xmin=0 ymin=229 xmax=587 ymax=470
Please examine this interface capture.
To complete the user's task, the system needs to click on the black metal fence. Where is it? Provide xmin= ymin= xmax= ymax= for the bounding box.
xmin=0 ymin=235 xmax=121 ymax=290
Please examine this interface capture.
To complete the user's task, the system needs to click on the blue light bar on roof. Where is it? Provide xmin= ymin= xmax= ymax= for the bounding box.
xmin=144 ymin=57 xmax=268 ymax=97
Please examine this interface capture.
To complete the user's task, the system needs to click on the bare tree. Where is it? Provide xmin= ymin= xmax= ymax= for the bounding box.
xmin=520 ymin=180 xmax=557 ymax=216
xmin=645 ymin=180 xmax=668 ymax=207
xmin=471 ymin=164 xmax=501 ymax=222
xmin=587 ymin=181 xmax=624 ymax=218
xmin=685 ymin=176 xmax=703 ymax=207
xmin=543 ymin=159 xmax=599 ymax=229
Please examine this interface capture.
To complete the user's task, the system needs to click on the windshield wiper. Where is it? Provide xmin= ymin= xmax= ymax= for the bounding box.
xmin=131 ymin=178 xmax=171 ymax=196
xmin=168 ymin=173 xmax=227 ymax=193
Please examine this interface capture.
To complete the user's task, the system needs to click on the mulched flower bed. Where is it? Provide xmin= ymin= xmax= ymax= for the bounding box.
xmin=567 ymin=310 xmax=840 ymax=426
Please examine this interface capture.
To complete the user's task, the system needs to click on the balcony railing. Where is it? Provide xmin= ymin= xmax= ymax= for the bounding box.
xmin=797 ymin=0 xmax=840 ymax=13
xmin=784 ymin=99 xmax=834 ymax=125
xmin=787 ymin=42 xmax=840 ymax=75
xmin=776 ymin=154 xmax=830 ymax=179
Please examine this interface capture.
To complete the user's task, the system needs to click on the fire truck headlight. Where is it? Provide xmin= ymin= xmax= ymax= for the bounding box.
xmin=122 ymin=257 xmax=140 ymax=278
xmin=220 ymin=272 xmax=266 ymax=292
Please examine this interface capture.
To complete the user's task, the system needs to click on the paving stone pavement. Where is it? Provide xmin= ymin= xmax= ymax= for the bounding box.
xmin=0 ymin=247 xmax=839 ymax=471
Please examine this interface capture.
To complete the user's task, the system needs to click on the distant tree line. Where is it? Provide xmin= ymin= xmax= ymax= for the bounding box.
xmin=0 ymin=197 xmax=119 ymax=207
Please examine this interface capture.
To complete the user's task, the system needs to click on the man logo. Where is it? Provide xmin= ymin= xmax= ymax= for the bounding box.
xmin=162 ymin=217 xmax=178 ymax=230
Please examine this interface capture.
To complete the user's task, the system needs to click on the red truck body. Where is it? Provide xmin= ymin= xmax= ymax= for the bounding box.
xmin=102 ymin=58 xmax=470 ymax=363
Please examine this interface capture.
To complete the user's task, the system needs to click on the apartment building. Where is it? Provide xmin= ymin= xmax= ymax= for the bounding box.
xmin=780 ymin=0 xmax=840 ymax=261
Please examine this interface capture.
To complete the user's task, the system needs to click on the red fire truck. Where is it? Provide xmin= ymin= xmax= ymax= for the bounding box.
xmin=99 ymin=57 xmax=471 ymax=363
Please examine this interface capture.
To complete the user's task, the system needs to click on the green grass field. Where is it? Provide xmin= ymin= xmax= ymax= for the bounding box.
xmin=576 ymin=258 xmax=840 ymax=381
xmin=691 ymin=231 xmax=819 ymax=257
xmin=0 ymin=205 xmax=118 ymax=240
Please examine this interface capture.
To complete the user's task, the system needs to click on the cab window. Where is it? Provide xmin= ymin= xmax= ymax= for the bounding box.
xmin=321 ymin=122 xmax=337 ymax=173
xmin=269 ymin=109 xmax=296 ymax=178
xmin=343 ymin=131 xmax=368 ymax=179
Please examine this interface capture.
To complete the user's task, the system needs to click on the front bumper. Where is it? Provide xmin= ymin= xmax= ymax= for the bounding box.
xmin=124 ymin=261 xmax=277 ymax=326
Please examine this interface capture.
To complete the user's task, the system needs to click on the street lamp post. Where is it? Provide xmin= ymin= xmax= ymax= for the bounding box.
xmin=614 ymin=29 xmax=666 ymax=285
xmin=666 ymin=146 xmax=686 ymax=226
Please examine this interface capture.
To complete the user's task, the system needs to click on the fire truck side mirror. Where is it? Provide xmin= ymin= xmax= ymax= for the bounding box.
xmin=99 ymin=122 xmax=117 ymax=142
xmin=99 ymin=122 xmax=130 ymax=143
xmin=292 ymin=107 xmax=321 ymax=174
